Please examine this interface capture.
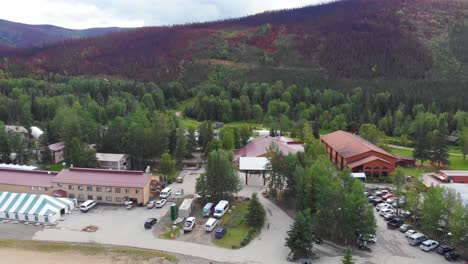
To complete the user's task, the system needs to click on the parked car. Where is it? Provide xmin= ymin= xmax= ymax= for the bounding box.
xmin=368 ymin=195 xmax=375 ymax=202
xmin=380 ymin=208 xmax=394 ymax=216
xmin=155 ymin=199 xmax=167 ymax=208
xmin=215 ymin=226 xmax=227 ymax=239
xmin=376 ymin=203 xmax=392 ymax=212
xmin=405 ymin=229 xmax=417 ymax=238
xmin=176 ymin=174 xmax=184 ymax=183
xmin=144 ymin=218 xmax=158 ymax=229
xmin=80 ymin=200 xmax=97 ymax=213
xmin=387 ymin=217 xmax=404 ymax=229
xmin=420 ymin=240 xmax=439 ymax=251
xmin=437 ymin=245 xmax=454 ymax=255
xmin=146 ymin=200 xmax=156 ymax=209
xmin=384 ymin=212 xmax=397 ymax=221
xmin=382 ymin=193 xmax=396 ymax=200
xmin=203 ymin=202 xmax=215 ymax=217
xmin=359 ymin=233 xmax=377 ymax=243
xmin=183 ymin=217 xmax=196 ymax=233
xmin=408 ymin=233 xmax=428 ymax=246
xmin=371 ymin=197 xmax=384 ymax=206
xmin=175 ymin=188 xmax=184 ymax=196
xmin=444 ymin=251 xmax=460 ymax=261
xmin=399 ymin=224 xmax=413 ymax=233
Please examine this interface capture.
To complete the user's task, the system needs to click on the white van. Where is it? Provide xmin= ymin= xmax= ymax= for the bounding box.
xmin=213 ymin=200 xmax=229 ymax=218
xmin=160 ymin=187 xmax=172 ymax=199
xmin=204 ymin=217 xmax=218 ymax=232
xmin=80 ymin=200 xmax=97 ymax=213
xmin=408 ymin=233 xmax=428 ymax=246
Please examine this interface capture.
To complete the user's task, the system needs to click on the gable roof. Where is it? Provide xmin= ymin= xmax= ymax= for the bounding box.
xmin=96 ymin=153 xmax=127 ymax=162
xmin=48 ymin=141 xmax=65 ymax=152
xmin=0 ymin=168 xmax=56 ymax=187
xmin=53 ymin=168 xmax=151 ymax=188
xmin=233 ymin=136 xmax=304 ymax=161
xmin=347 ymin=156 xmax=391 ymax=169
xmin=0 ymin=192 xmax=74 ymax=216
xmin=321 ymin=130 xmax=393 ymax=159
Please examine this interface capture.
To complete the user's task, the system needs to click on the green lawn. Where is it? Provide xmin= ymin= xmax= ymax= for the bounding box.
xmin=212 ymin=201 xmax=251 ymax=249
xmin=162 ymin=224 xmax=182 ymax=239
xmin=389 ymin=146 xmax=468 ymax=171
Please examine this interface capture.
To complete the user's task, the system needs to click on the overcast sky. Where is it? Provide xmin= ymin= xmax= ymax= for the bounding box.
xmin=0 ymin=0 xmax=333 ymax=29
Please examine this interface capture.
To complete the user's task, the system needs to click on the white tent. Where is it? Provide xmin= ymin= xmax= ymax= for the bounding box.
xmin=0 ymin=192 xmax=76 ymax=224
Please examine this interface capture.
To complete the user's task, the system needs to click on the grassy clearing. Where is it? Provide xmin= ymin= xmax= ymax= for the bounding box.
xmin=162 ymin=224 xmax=182 ymax=239
xmin=389 ymin=146 xmax=468 ymax=170
xmin=212 ymin=201 xmax=251 ymax=249
xmin=0 ymin=239 xmax=177 ymax=262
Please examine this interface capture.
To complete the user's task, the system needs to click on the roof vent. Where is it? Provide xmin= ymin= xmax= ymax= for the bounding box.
xmin=48 ymin=171 xmax=51 ymax=175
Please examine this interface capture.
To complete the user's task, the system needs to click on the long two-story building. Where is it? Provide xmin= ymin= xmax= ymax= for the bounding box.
xmin=0 ymin=167 xmax=156 ymax=205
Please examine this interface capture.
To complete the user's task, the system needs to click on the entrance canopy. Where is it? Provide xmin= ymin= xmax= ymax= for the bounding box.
xmin=239 ymin=157 xmax=269 ymax=171
xmin=351 ymin=173 xmax=366 ymax=180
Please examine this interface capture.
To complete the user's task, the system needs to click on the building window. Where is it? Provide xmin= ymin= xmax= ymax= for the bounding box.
xmin=25 ymin=215 xmax=28 ymax=221
xmin=78 ymin=194 xmax=84 ymax=200
xmin=69 ymin=194 xmax=75 ymax=198
xmin=97 ymin=196 xmax=102 ymax=201
xmin=135 ymin=189 xmax=140 ymax=194
xmin=38 ymin=186 xmax=42 ymax=191
xmin=115 ymin=188 xmax=121 ymax=193
xmin=57 ymin=183 xmax=62 ymax=187
xmin=44 ymin=187 xmax=48 ymax=191
xmin=30 ymin=186 xmax=35 ymax=191
xmin=35 ymin=216 xmax=38 ymax=222
xmin=106 ymin=196 xmax=112 ymax=202
xmin=68 ymin=185 xmax=74 ymax=190
xmin=116 ymin=197 xmax=122 ymax=203
xmin=87 ymin=195 xmax=93 ymax=200
xmin=15 ymin=214 xmax=19 ymax=220
xmin=5 ymin=213 xmax=9 ymax=218
xmin=87 ymin=186 xmax=93 ymax=191
xmin=78 ymin=186 xmax=83 ymax=191
xmin=125 ymin=188 xmax=129 ymax=194
xmin=45 ymin=217 xmax=49 ymax=223
xmin=106 ymin=187 xmax=112 ymax=193
xmin=96 ymin=186 xmax=102 ymax=192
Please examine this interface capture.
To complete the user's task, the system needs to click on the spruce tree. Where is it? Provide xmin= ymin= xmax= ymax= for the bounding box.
xmin=285 ymin=209 xmax=314 ymax=260
xmin=430 ymin=129 xmax=449 ymax=167
xmin=341 ymin=248 xmax=355 ymax=264
xmin=246 ymin=193 xmax=265 ymax=229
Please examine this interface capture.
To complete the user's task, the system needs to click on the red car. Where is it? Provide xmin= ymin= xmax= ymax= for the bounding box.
xmin=382 ymin=193 xmax=396 ymax=201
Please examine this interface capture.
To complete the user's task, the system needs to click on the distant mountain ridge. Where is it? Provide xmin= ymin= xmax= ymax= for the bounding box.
xmin=2 ymin=0 xmax=468 ymax=87
xmin=0 ymin=19 xmax=127 ymax=47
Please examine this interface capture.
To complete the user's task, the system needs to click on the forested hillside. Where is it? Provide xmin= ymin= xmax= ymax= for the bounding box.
xmin=0 ymin=0 xmax=468 ymax=169
xmin=0 ymin=19 xmax=125 ymax=47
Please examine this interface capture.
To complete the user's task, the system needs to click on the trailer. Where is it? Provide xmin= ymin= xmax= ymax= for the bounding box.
xmin=178 ymin=198 xmax=194 ymax=219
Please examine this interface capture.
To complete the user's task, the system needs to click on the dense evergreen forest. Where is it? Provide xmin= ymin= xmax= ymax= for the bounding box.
xmin=0 ymin=65 xmax=468 ymax=169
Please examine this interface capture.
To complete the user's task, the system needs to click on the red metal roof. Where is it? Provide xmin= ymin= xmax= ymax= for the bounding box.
xmin=53 ymin=168 xmax=151 ymax=188
xmin=346 ymin=156 xmax=391 ymax=169
xmin=321 ymin=130 xmax=392 ymax=158
xmin=51 ymin=189 xmax=67 ymax=197
xmin=233 ymin=136 xmax=304 ymax=161
xmin=0 ymin=168 xmax=57 ymax=187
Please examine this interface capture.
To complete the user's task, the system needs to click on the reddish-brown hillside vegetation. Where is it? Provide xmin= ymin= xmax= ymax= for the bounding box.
xmin=2 ymin=0 xmax=468 ymax=82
